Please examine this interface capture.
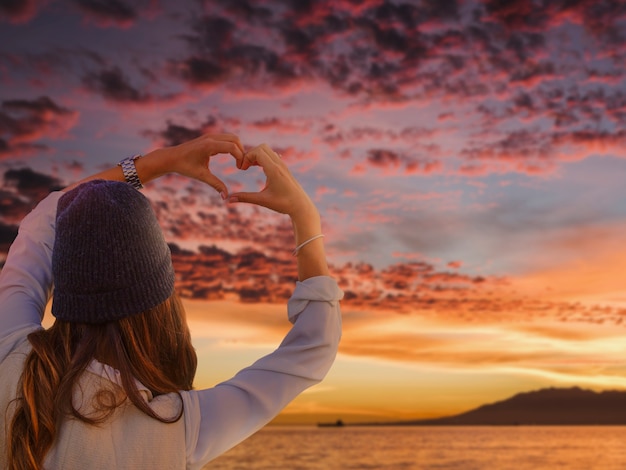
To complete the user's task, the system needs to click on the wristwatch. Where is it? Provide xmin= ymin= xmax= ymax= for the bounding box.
xmin=117 ymin=154 xmax=143 ymax=190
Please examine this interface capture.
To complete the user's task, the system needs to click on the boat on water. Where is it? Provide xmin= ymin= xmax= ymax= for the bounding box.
xmin=317 ymin=419 xmax=345 ymax=427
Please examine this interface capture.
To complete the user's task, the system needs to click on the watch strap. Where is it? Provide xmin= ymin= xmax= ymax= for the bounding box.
xmin=117 ymin=154 xmax=143 ymax=190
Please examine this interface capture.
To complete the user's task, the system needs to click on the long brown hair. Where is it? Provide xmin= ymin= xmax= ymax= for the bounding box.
xmin=7 ymin=293 xmax=197 ymax=470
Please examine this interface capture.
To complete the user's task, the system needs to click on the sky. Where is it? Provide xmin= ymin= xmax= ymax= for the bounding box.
xmin=0 ymin=0 xmax=625 ymax=424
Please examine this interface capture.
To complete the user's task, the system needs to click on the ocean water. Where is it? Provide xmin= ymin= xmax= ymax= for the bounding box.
xmin=206 ymin=425 xmax=626 ymax=469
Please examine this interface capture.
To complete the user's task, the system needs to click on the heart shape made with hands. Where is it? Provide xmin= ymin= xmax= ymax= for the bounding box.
xmin=220 ymin=160 xmax=267 ymax=198
xmin=182 ymin=136 xmax=302 ymax=214
xmin=203 ymin=143 xmax=280 ymax=200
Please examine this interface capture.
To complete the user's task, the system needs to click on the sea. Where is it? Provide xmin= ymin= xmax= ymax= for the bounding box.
xmin=206 ymin=425 xmax=626 ymax=469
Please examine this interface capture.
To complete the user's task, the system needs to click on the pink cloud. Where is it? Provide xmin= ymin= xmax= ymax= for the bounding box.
xmin=247 ymin=116 xmax=314 ymax=135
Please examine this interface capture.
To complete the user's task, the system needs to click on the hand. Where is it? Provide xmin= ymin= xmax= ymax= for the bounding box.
xmin=228 ymin=144 xmax=316 ymax=217
xmin=161 ymin=133 xmax=245 ymax=197
xmin=64 ymin=133 xmax=245 ymax=195
xmin=231 ymin=144 xmax=328 ymax=280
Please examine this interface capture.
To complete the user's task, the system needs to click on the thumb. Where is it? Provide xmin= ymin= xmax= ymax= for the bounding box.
xmin=228 ymin=190 xmax=267 ymax=208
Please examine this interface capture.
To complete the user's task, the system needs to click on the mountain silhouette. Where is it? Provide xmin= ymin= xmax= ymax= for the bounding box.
xmin=389 ymin=387 xmax=626 ymax=425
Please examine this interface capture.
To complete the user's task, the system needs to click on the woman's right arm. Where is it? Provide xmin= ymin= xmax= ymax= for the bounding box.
xmin=228 ymin=144 xmax=330 ymax=281
xmin=182 ymin=144 xmax=342 ymax=468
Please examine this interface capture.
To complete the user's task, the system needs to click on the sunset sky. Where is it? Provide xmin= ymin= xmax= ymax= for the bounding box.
xmin=1 ymin=0 xmax=625 ymax=424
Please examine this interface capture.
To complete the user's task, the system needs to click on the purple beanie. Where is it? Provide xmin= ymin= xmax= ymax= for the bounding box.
xmin=51 ymin=180 xmax=175 ymax=324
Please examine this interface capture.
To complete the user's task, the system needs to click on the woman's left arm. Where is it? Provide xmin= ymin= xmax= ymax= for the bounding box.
xmin=0 ymin=133 xmax=244 ymax=338
xmin=65 ymin=133 xmax=245 ymax=196
xmin=0 ymin=192 xmax=63 ymax=337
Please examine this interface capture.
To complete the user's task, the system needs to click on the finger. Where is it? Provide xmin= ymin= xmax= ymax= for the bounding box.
xmin=209 ymin=140 xmax=245 ymax=166
xmin=228 ymin=190 xmax=269 ymax=208
xmin=215 ymin=134 xmax=246 ymax=168
xmin=241 ymin=144 xmax=279 ymax=171
xmin=199 ymin=170 xmax=229 ymax=199
xmin=258 ymin=143 xmax=282 ymax=163
xmin=210 ymin=133 xmax=244 ymax=152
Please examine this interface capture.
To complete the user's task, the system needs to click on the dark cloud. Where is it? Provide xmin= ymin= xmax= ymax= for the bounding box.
xmin=162 ymin=0 xmax=625 ymax=154
xmin=0 ymin=221 xmax=18 ymax=261
xmin=3 ymin=168 xmax=63 ymax=201
xmin=362 ymin=148 xmax=442 ymax=175
xmin=175 ymin=57 xmax=228 ymax=86
xmin=423 ymin=0 xmax=460 ymax=20
xmin=322 ymin=124 xmax=437 ymax=151
xmin=0 ymin=188 xmax=32 ymax=222
xmin=567 ymin=0 xmax=626 ymax=39
xmin=367 ymin=149 xmax=403 ymax=169
xmin=483 ymin=0 xmax=549 ymax=31
xmin=73 ymin=0 xmax=137 ymax=27
xmin=0 ymin=168 xmax=63 ymax=255
xmin=172 ymin=244 xmax=295 ymax=303
xmin=0 ymin=96 xmax=78 ymax=159
xmin=190 ymin=15 xmax=236 ymax=52
xmin=509 ymin=60 xmax=555 ymax=85
xmin=221 ymin=0 xmax=273 ymax=23
xmin=153 ymin=122 xmax=204 ymax=147
xmin=0 ymin=0 xmax=38 ymax=23
xmin=141 ymin=116 xmax=231 ymax=147
xmin=82 ymin=66 xmax=150 ymax=103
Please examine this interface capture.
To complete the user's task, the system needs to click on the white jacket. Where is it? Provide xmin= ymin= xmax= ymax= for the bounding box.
xmin=0 ymin=191 xmax=343 ymax=469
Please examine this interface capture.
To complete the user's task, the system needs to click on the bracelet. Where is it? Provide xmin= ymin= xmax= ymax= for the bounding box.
xmin=293 ymin=234 xmax=324 ymax=256
xmin=117 ymin=154 xmax=143 ymax=190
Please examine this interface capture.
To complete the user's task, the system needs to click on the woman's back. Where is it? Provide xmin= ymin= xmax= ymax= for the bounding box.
xmin=1 ymin=337 xmax=187 ymax=469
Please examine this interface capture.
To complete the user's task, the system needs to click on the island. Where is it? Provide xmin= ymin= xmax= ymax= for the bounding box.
xmin=354 ymin=387 xmax=626 ymax=426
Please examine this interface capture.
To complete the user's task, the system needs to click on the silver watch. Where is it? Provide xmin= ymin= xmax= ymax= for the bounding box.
xmin=117 ymin=154 xmax=143 ymax=190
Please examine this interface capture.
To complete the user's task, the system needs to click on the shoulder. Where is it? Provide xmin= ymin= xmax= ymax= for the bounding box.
xmin=0 ymin=324 xmax=39 ymax=364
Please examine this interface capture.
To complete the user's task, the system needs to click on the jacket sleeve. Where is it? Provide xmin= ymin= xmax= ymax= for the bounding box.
xmin=0 ymin=191 xmax=63 ymax=338
xmin=182 ymin=275 xmax=343 ymax=468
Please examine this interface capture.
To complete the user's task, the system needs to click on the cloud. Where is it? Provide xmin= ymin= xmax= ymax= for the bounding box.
xmin=0 ymin=188 xmax=33 ymax=223
xmin=81 ymin=65 xmax=187 ymax=107
xmin=145 ymin=121 xmax=205 ymax=147
xmin=0 ymin=0 xmax=40 ymax=24
xmin=3 ymin=167 xmax=63 ymax=201
xmin=157 ymin=1 xmax=626 ymax=177
xmin=168 ymin=233 xmax=625 ymax=328
xmin=0 ymin=168 xmax=63 ymax=253
xmin=0 ymin=221 xmax=18 ymax=259
xmin=82 ymin=66 xmax=150 ymax=103
xmin=0 ymin=96 xmax=79 ymax=159
xmin=72 ymin=0 xmax=139 ymax=28
xmin=336 ymin=313 xmax=626 ymax=385
xmin=248 ymin=116 xmax=314 ymax=135
xmin=2 ymin=0 xmax=624 ymax=178
xmin=321 ymin=125 xmax=439 ymax=148
xmin=457 ymin=123 xmax=626 ymax=176
xmin=0 ymin=165 xmax=623 ymax=335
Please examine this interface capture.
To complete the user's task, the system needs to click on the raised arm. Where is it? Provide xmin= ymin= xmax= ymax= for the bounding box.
xmin=183 ymin=144 xmax=342 ymax=467
xmin=65 ymin=133 xmax=245 ymax=195
xmin=228 ymin=144 xmax=329 ymax=281
xmin=0 ymin=133 xmax=244 ymax=338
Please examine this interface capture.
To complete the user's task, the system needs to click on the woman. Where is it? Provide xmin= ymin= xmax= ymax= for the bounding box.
xmin=0 ymin=134 xmax=342 ymax=469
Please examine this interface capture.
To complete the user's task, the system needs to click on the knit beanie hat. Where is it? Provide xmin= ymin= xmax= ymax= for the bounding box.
xmin=52 ymin=180 xmax=175 ymax=324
